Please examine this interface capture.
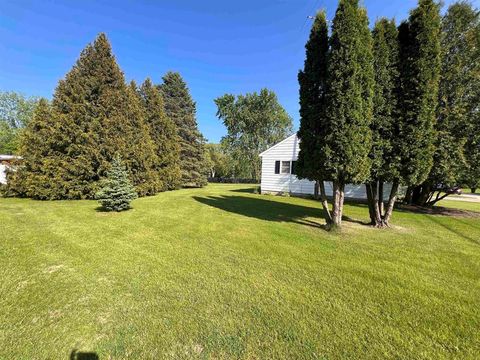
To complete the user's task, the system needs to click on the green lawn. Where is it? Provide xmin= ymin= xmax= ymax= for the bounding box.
xmin=1 ymin=184 xmax=479 ymax=359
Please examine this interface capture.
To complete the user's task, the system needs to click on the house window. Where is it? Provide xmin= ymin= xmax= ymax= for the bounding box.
xmin=291 ymin=161 xmax=297 ymax=175
xmin=275 ymin=161 xmax=280 ymax=174
xmin=281 ymin=161 xmax=291 ymax=174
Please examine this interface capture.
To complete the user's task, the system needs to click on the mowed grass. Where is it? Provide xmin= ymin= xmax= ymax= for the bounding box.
xmin=1 ymin=184 xmax=479 ymax=359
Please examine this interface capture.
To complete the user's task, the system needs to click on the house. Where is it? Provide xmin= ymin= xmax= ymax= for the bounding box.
xmin=0 ymin=155 xmax=20 ymax=184
xmin=259 ymin=134 xmax=391 ymax=199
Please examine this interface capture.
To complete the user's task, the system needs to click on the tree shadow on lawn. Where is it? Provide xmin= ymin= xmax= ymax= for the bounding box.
xmin=70 ymin=350 xmax=99 ymax=360
xmin=193 ymin=195 xmax=370 ymax=230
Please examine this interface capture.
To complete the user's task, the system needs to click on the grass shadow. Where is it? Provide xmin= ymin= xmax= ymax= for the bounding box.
xmin=70 ymin=350 xmax=99 ymax=360
xmin=424 ymin=214 xmax=480 ymax=246
xmin=193 ymin=194 xmax=329 ymax=230
xmin=229 ymin=187 xmax=258 ymax=194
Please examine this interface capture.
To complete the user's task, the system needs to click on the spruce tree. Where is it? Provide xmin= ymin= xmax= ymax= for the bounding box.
xmin=138 ymin=78 xmax=181 ymax=190
xmin=159 ymin=72 xmax=207 ymax=187
xmin=296 ymin=11 xmax=332 ymax=223
xmin=399 ymin=0 xmax=442 ymax=205
xmin=323 ymin=0 xmax=374 ymax=228
xmin=366 ymin=18 xmax=402 ymax=227
xmin=9 ymin=33 xmax=160 ymax=199
xmin=96 ymin=155 xmax=137 ymax=211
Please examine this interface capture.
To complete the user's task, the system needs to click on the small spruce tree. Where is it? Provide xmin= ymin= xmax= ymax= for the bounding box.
xmin=96 ymin=155 xmax=137 ymax=212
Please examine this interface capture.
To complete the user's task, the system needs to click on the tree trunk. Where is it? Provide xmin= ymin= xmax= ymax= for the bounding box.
xmin=472 ymin=188 xmax=477 ymax=194
xmin=404 ymin=186 xmax=413 ymax=204
xmin=331 ymin=180 xmax=344 ymax=229
xmin=371 ymin=181 xmax=383 ymax=227
xmin=378 ymin=180 xmax=385 ymax=215
xmin=318 ymin=180 xmax=333 ymax=224
xmin=365 ymin=182 xmax=376 ymax=225
xmin=314 ymin=181 xmax=319 ymax=200
xmin=383 ymin=179 xmax=399 ymax=227
xmin=366 ymin=181 xmax=383 ymax=227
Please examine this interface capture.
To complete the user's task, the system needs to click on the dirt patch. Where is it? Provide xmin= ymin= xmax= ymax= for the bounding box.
xmin=398 ymin=204 xmax=480 ymax=219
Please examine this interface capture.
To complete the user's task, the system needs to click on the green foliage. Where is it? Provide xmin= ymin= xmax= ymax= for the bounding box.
xmin=8 ymin=33 xmax=161 ymax=199
xmin=204 ymin=143 xmax=232 ymax=178
xmin=0 ymin=91 xmax=39 ymax=154
xmin=324 ymin=0 xmax=374 ymax=184
xmin=398 ymin=0 xmax=441 ymax=187
xmin=159 ymin=72 xmax=208 ymax=188
xmin=95 ymin=155 xmax=137 ymax=211
xmin=138 ymin=78 xmax=182 ymax=190
xmin=444 ymin=2 xmax=480 ymax=193
xmin=370 ymin=18 xmax=401 ymax=181
xmin=296 ymin=11 xmax=329 ymax=182
xmin=5 ymin=99 xmax=58 ymax=199
xmin=215 ymin=89 xmax=293 ymax=181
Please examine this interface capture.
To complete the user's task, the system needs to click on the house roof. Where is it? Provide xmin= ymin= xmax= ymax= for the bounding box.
xmin=259 ymin=133 xmax=298 ymax=157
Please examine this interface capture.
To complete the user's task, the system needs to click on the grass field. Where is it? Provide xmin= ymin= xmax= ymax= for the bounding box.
xmin=1 ymin=184 xmax=479 ymax=359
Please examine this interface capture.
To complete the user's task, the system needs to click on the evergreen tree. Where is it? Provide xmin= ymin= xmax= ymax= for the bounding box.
xmin=399 ymin=0 xmax=442 ymax=205
xmin=296 ymin=11 xmax=332 ymax=223
xmin=448 ymin=1 xmax=480 ymax=195
xmin=8 ymin=33 xmax=161 ymax=199
xmin=410 ymin=1 xmax=477 ymax=205
xmin=138 ymin=78 xmax=181 ymax=190
xmin=5 ymin=98 xmax=59 ymax=198
xmin=96 ymin=155 xmax=137 ymax=211
xmin=365 ymin=18 xmax=402 ymax=227
xmin=159 ymin=72 xmax=207 ymax=187
xmin=323 ymin=0 xmax=374 ymax=228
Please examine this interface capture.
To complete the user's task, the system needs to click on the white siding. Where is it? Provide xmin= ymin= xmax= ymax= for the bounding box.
xmin=0 ymin=164 xmax=7 ymax=184
xmin=260 ymin=135 xmax=392 ymax=199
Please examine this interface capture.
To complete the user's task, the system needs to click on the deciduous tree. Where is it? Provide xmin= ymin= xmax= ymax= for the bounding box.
xmin=215 ymin=89 xmax=293 ymax=181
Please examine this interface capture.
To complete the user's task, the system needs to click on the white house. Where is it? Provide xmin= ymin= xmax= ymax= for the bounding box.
xmin=0 ymin=155 xmax=20 ymax=184
xmin=259 ymin=134 xmax=391 ymax=199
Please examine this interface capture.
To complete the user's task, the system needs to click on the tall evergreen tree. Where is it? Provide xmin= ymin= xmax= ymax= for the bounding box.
xmin=399 ymin=0 xmax=442 ymax=205
xmin=447 ymin=1 xmax=480 ymax=195
xmin=5 ymin=98 xmax=58 ymax=198
xmin=410 ymin=1 xmax=479 ymax=205
xmin=365 ymin=18 xmax=402 ymax=227
xmin=8 ymin=33 xmax=160 ymax=199
xmin=138 ymin=78 xmax=181 ymax=190
xmin=159 ymin=72 xmax=207 ymax=187
xmin=296 ymin=11 xmax=332 ymax=223
xmin=323 ymin=0 xmax=374 ymax=228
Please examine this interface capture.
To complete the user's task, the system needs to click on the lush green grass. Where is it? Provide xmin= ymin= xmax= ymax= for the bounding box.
xmin=437 ymin=198 xmax=480 ymax=212
xmin=1 ymin=184 xmax=479 ymax=359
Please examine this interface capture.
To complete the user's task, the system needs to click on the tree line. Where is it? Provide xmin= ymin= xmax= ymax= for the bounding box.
xmin=4 ymin=33 xmax=208 ymax=199
xmin=297 ymin=0 xmax=479 ymax=229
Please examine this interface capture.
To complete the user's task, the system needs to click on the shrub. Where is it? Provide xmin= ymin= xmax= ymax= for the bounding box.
xmin=96 ymin=155 xmax=137 ymax=212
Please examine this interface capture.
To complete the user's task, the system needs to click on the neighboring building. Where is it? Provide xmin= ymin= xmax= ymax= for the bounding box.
xmin=259 ymin=134 xmax=391 ymax=199
xmin=0 ymin=155 xmax=20 ymax=184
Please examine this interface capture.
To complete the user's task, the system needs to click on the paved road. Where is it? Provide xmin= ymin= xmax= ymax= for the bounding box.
xmin=444 ymin=193 xmax=480 ymax=203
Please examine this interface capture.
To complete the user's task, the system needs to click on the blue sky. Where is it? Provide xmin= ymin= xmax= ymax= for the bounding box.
xmin=1 ymin=0 xmax=473 ymax=142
